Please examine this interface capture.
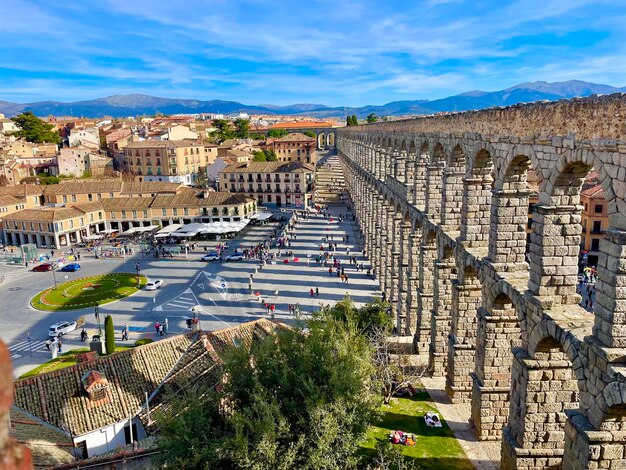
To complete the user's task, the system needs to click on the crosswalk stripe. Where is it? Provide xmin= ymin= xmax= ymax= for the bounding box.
xmin=10 ymin=353 xmax=22 ymax=360
xmin=10 ymin=341 xmax=29 ymax=350
xmin=11 ymin=341 xmax=48 ymax=352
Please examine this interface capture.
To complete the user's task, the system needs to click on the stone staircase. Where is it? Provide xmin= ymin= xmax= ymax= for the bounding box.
xmin=315 ymin=154 xmax=344 ymax=204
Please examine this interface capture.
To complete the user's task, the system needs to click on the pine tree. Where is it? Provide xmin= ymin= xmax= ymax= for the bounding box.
xmin=104 ymin=315 xmax=115 ymax=355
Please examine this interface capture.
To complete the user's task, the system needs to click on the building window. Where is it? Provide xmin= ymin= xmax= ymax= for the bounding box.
xmin=184 ymin=208 xmax=189 ymax=216
xmin=143 ymin=210 xmax=148 ymax=218
xmin=162 ymin=208 xmax=167 ymax=217
xmin=109 ymin=193 xmax=113 ymax=198
xmin=62 ymin=195 xmax=67 ymax=203
xmin=121 ymin=211 xmax=126 ymax=218
xmin=88 ymin=194 xmax=93 ymax=202
xmin=70 ymin=220 xmax=74 ymax=229
xmin=595 ymin=204 xmax=603 ymax=214
xmin=173 ymin=208 xmax=178 ymax=216
xmin=591 ymin=238 xmax=600 ymax=251
xmin=72 ymin=195 xmax=77 ymax=202
xmin=593 ymin=221 xmax=602 ymax=233
xmin=132 ymin=210 xmax=137 ymax=218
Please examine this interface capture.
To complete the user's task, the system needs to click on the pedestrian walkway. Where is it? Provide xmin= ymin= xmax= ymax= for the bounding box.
xmin=153 ymin=287 xmax=198 ymax=312
xmin=421 ymin=376 xmax=500 ymax=470
xmin=315 ymin=154 xmax=344 ymax=203
xmin=8 ymin=340 xmax=50 ymax=360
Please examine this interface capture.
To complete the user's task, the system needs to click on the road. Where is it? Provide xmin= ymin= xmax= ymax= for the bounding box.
xmin=0 ymin=203 xmax=379 ymax=378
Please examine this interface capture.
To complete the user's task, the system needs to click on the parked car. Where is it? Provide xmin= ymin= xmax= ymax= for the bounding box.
xmin=60 ymin=263 xmax=81 ymax=272
xmin=49 ymin=320 xmax=78 ymax=337
xmin=201 ymin=252 xmax=220 ymax=261
xmin=225 ymin=252 xmax=244 ymax=261
xmin=145 ymin=280 xmax=163 ymax=291
xmin=33 ymin=263 xmax=53 ymax=272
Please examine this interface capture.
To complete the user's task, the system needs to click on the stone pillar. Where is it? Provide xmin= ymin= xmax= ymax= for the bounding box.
xmin=405 ymin=230 xmax=422 ymax=337
xmin=396 ymin=221 xmax=412 ymax=333
xmin=501 ymin=347 xmax=578 ymax=470
xmin=528 ymin=204 xmax=581 ymax=305
xmin=388 ymin=211 xmax=403 ymax=314
xmin=429 ymin=249 xmax=456 ymax=376
xmin=446 ymin=272 xmax=482 ymax=403
xmin=440 ymin=169 xmax=464 ymax=232
xmin=395 ymin=151 xmax=407 ymax=183
xmin=593 ymin=228 xmax=626 ymax=347
xmin=413 ymin=154 xmax=428 ymax=210
xmin=416 ymin=232 xmax=437 ymax=354
xmin=405 ymin=156 xmax=416 ymax=202
xmin=471 ymin=301 xmax=523 ymax=441
xmin=460 ymin=176 xmax=493 ymax=248
xmin=487 ymin=188 xmax=532 ymax=269
xmin=425 ymin=162 xmax=445 ymax=220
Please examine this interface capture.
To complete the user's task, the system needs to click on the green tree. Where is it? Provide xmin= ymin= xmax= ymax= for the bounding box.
xmin=156 ymin=311 xmax=378 ymax=469
xmin=267 ymin=129 xmax=289 ymax=138
xmin=11 ymin=111 xmax=61 ymax=143
xmin=252 ymin=150 xmax=267 ymax=162
xmin=264 ymin=149 xmax=278 ymax=161
xmin=352 ymin=115 xmax=359 ymax=125
xmin=303 ymin=130 xmax=317 ymax=138
xmin=104 ymin=314 xmax=115 ymax=355
xmin=211 ymin=119 xmax=235 ymax=143
xmin=346 ymin=115 xmax=352 ymax=126
xmin=195 ymin=166 xmax=209 ymax=188
xmin=250 ymin=132 xmax=265 ymax=140
xmin=366 ymin=113 xmax=378 ymax=123
xmin=315 ymin=295 xmax=392 ymax=339
xmin=233 ymin=118 xmax=250 ymax=139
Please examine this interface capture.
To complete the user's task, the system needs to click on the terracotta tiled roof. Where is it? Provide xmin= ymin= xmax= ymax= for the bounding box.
xmin=151 ymin=188 xmax=253 ymax=207
xmin=3 ymin=203 xmax=103 ymax=223
xmin=13 ymin=319 xmax=281 ymax=438
xmin=273 ymin=132 xmax=315 ymax=142
xmin=581 ymin=183 xmax=604 ymax=199
xmin=125 ymin=140 xmax=201 ymax=149
xmin=0 ymin=185 xmax=44 ymax=198
xmin=222 ymin=161 xmax=315 ymax=173
xmin=120 ymin=181 xmax=181 ymax=195
xmin=10 ymin=407 xmax=75 ymax=468
xmin=44 ymin=180 xmax=124 ymax=196
xmin=100 ymin=198 xmax=153 ymax=210
xmin=0 ymin=195 xmax=26 ymax=207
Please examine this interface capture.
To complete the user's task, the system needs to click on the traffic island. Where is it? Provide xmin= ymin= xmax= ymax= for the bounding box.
xmin=31 ymin=273 xmax=147 ymax=311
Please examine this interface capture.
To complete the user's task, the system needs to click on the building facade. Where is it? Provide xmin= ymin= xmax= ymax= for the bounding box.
xmin=580 ymin=183 xmax=608 ymax=267
xmin=219 ymin=161 xmax=315 ymax=209
xmin=267 ymin=133 xmax=317 ymax=164
xmin=123 ymin=140 xmax=205 ymax=185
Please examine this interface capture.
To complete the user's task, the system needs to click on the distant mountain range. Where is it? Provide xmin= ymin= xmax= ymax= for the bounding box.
xmin=1 ymin=80 xmax=624 ymax=119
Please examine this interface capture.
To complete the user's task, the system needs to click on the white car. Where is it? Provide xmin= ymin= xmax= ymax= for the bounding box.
xmin=145 ymin=280 xmax=163 ymax=291
xmin=201 ymin=252 xmax=220 ymax=261
xmin=225 ymin=252 xmax=244 ymax=261
xmin=49 ymin=321 xmax=78 ymax=337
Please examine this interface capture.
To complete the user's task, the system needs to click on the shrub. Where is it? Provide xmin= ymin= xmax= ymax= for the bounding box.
xmin=135 ymin=338 xmax=154 ymax=347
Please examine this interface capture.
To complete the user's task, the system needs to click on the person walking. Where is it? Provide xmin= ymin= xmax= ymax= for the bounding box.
xmin=310 ymin=288 xmax=315 ymax=298
xmin=45 ymin=339 xmax=51 ymax=351
xmin=155 ymin=322 xmax=160 ymax=335
xmin=315 ymin=287 xmax=319 ymax=297
xmin=57 ymin=338 xmax=62 ymax=353
xmin=329 ymin=266 xmax=333 ymax=277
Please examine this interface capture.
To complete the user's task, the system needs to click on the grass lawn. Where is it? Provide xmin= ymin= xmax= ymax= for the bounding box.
xmin=31 ymin=273 xmax=147 ymax=311
xmin=360 ymin=388 xmax=473 ymax=470
xmin=18 ymin=346 xmax=133 ymax=379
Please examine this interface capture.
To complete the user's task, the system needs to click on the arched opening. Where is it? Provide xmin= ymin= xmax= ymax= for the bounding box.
xmin=425 ymin=143 xmax=445 ymax=219
xmin=317 ymin=133 xmax=326 ymax=149
xmin=441 ymin=144 xmax=466 ymax=230
xmin=471 ymin=292 xmax=524 ymax=440
xmin=502 ymin=334 xmax=580 ymax=469
xmin=405 ymin=141 xmax=417 ymax=202
xmin=461 ymin=148 xmax=494 ymax=247
xmin=327 ymin=132 xmax=335 ymax=148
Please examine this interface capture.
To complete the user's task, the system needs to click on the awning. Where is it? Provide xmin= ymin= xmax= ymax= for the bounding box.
xmin=83 ymin=234 xmax=103 ymax=240
xmin=156 ymin=224 xmax=182 ymax=235
xmin=100 ymin=228 xmax=118 ymax=234
xmin=254 ymin=212 xmax=273 ymax=221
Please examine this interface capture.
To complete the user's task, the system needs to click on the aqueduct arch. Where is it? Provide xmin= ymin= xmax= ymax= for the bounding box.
xmin=337 ymin=94 xmax=626 ymax=469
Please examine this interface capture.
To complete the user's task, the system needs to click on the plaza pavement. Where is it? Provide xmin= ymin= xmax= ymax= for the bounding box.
xmin=0 ymin=202 xmax=380 ymax=378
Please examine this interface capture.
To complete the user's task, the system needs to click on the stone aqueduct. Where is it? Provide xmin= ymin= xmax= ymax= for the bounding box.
xmin=337 ymin=94 xmax=626 ymax=469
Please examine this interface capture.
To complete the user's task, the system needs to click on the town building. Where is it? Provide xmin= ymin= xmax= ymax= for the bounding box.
xmin=55 ymin=147 xmax=113 ymax=177
xmin=123 ymin=140 xmax=205 ymax=185
xmin=68 ymin=128 xmax=100 ymax=149
xmin=1 ymin=180 xmax=255 ymax=248
xmin=11 ymin=320 xmax=280 ymax=462
xmin=219 ymin=161 xmax=315 ymax=209
xmin=580 ymin=182 xmax=607 ymax=267
xmin=267 ymin=133 xmax=317 ymax=164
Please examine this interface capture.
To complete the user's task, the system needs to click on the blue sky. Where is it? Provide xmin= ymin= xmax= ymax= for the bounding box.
xmin=0 ymin=0 xmax=624 ymax=106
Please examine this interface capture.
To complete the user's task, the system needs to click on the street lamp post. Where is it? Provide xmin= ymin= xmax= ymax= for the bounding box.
xmin=95 ymin=304 xmax=101 ymax=336
xmin=51 ymin=266 xmax=58 ymax=289
xmin=135 ymin=262 xmax=140 ymax=288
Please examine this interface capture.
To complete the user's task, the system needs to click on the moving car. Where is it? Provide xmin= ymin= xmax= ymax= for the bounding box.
xmin=225 ymin=252 xmax=244 ymax=261
xmin=201 ymin=252 xmax=220 ymax=261
xmin=33 ymin=263 xmax=53 ymax=272
xmin=145 ymin=280 xmax=163 ymax=291
xmin=60 ymin=263 xmax=81 ymax=272
xmin=49 ymin=320 xmax=78 ymax=337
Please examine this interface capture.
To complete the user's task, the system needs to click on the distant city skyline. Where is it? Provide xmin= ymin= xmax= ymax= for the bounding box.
xmin=1 ymin=0 xmax=624 ymax=106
